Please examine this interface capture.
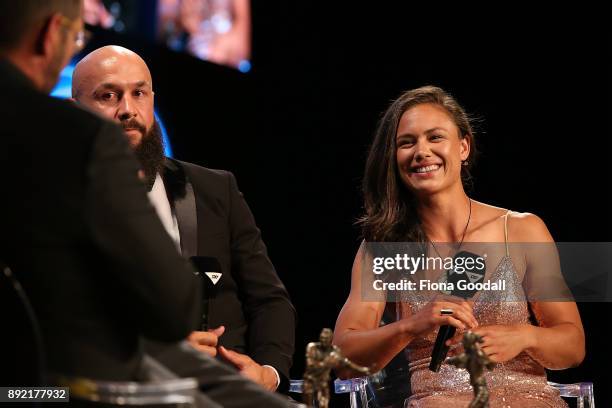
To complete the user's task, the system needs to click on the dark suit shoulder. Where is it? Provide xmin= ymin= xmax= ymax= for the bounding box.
xmin=37 ymin=95 xmax=112 ymax=138
xmin=2 ymin=81 xmax=116 ymax=152
xmin=173 ymin=159 xmax=233 ymax=182
xmin=1 ymin=70 xmax=127 ymax=190
xmin=169 ymin=159 xmax=237 ymax=199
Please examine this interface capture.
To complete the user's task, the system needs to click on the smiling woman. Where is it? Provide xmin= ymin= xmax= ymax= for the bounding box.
xmin=396 ymin=103 xmax=470 ymax=200
xmin=333 ymin=86 xmax=585 ymax=408
xmin=359 ymin=86 xmax=477 ymax=243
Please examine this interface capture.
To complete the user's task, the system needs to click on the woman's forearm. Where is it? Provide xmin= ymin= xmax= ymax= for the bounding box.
xmin=523 ymin=323 xmax=585 ymax=369
xmin=333 ymin=320 xmax=415 ymax=377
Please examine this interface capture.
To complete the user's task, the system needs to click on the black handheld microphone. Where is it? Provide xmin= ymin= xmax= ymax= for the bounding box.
xmin=189 ymin=256 xmax=222 ymax=332
xmin=429 ymin=251 xmax=485 ymax=372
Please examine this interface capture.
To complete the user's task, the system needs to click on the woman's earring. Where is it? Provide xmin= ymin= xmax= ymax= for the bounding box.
xmin=462 ymin=160 xmax=469 ymax=166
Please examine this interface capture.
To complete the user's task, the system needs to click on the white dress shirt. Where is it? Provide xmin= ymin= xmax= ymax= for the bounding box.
xmin=147 ymin=173 xmax=181 ymax=251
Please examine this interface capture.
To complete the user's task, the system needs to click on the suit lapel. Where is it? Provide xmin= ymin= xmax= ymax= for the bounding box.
xmin=163 ymin=159 xmax=198 ymax=258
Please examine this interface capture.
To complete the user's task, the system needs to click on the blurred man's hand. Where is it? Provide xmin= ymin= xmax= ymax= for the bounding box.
xmin=187 ymin=326 xmax=225 ymax=357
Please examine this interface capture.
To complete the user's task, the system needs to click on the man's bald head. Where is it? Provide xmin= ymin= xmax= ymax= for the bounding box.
xmin=72 ymin=45 xmax=152 ymax=99
xmin=72 ymin=45 xmax=155 ymax=148
xmin=73 ymin=46 xmax=164 ymax=190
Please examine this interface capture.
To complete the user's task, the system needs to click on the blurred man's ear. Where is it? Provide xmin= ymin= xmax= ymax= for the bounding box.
xmin=35 ymin=13 xmax=63 ymax=58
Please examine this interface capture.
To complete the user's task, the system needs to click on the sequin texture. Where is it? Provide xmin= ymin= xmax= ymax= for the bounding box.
xmin=399 ymin=255 xmax=568 ymax=408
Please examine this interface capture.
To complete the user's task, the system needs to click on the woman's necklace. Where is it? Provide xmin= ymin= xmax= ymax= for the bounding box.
xmin=427 ymin=197 xmax=472 ymax=260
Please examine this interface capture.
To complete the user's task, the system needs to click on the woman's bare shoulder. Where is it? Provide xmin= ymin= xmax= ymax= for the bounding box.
xmin=472 ymin=201 xmax=508 ymax=217
xmin=506 ymin=211 xmax=554 ymax=242
xmin=470 ymin=200 xmax=508 ymax=229
xmin=470 ymin=201 xmax=553 ymax=242
xmin=473 ymin=201 xmax=545 ymax=224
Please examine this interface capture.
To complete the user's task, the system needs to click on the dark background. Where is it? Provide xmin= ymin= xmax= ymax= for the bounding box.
xmin=84 ymin=2 xmax=610 ymax=406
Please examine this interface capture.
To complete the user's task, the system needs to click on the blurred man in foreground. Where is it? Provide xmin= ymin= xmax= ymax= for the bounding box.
xmin=0 ymin=0 xmax=201 ymax=382
xmin=0 ymin=2 xmax=295 ymax=406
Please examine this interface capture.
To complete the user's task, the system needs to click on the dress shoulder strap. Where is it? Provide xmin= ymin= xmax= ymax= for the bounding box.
xmin=503 ymin=210 xmax=511 ymax=257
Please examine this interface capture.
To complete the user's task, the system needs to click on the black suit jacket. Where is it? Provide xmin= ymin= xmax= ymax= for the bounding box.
xmin=162 ymin=158 xmax=296 ymax=390
xmin=0 ymin=60 xmax=200 ymax=382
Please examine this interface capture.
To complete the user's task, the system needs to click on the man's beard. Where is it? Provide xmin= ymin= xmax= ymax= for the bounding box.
xmin=132 ymin=120 xmax=165 ymax=191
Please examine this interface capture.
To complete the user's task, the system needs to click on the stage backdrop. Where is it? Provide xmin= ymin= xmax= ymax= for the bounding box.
xmin=73 ymin=3 xmax=610 ymax=406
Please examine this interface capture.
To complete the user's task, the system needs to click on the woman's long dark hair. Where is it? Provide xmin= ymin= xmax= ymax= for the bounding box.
xmin=358 ymin=86 xmax=477 ymax=242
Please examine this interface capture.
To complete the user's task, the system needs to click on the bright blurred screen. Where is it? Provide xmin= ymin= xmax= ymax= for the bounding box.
xmin=83 ymin=0 xmax=251 ymax=72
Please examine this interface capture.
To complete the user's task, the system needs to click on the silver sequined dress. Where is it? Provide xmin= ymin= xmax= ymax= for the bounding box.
xmin=399 ymin=213 xmax=567 ymax=408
